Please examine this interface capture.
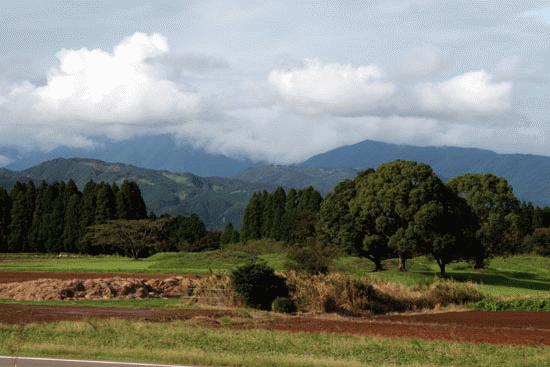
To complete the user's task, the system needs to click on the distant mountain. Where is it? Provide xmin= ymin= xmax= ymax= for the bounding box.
xmin=0 ymin=158 xmax=272 ymax=228
xmin=233 ymin=165 xmax=356 ymax=194
xmin=299 ymin=140 xmax=550 ymax=205
xmin=0 ymin=135 xmax=258 ymax=177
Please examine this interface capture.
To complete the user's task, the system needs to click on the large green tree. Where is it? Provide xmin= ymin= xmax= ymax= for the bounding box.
xmin=83 ymin=219 xmax=169 ymax=259
xmin=351 ymin=161 xmax=451 ymax=272
xmin=447 ymin=173 xmax=520 ymax=267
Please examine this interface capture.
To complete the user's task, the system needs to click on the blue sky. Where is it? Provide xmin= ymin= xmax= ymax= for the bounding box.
xmin=0 ymin=0 xmax=549 ymax=164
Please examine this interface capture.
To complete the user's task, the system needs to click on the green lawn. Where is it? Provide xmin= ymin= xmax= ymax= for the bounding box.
xmin=0 ymin=252 xmax=548 ymax=297
xmin=0 ymin=319 xmax=547 ymax=367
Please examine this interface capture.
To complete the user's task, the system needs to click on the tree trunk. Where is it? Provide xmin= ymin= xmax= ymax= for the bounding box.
xmin=398 ymin=256 xmax=407 ymax=272
xmin=438 ymin=261 xmax=446 ymax=276
xmin=473 ymin=256 xmax=485 ymax=269
xmin=373 ymin=258 xmax=384 ymax=272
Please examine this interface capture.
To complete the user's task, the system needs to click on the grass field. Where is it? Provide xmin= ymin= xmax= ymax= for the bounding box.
xmin=0 ymin=319 xmax=547 ymax=367
xmin=1 ymin=251 xmax=548 ymax=297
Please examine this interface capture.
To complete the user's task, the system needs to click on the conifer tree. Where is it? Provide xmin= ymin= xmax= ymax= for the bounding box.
xmin=221 ymin=222 xmax=240 ymax=244
xmin=117 ymin=181 xmax=147 ymax=219
xmin=8 ymin=181 xmax=35 ymax=252
xmin=81 ymin=180 xmax=98 ymax=227
xmin=95 ymin=183 xmax=117 ymax=223
xmin=0 ymin=187 xmax=11 ymax=249
xmin=269 ymin=187 xmax=286 ymax=240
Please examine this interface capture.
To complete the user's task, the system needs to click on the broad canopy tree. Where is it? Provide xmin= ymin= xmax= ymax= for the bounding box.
xmin=318 ymin=161 xmax=481 ymax=274
xmin=447 ymin=173 xmax=520 ymax=267
xmin=83 ymin=219 xmax=169 ymax=259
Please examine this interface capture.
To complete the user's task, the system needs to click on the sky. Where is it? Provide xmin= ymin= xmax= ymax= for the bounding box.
xmin=0 ymin=0 xmax=549 ymax=165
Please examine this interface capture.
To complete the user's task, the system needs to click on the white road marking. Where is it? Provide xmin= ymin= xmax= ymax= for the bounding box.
xmin=0 ymin=356 xmax=196 ymax=367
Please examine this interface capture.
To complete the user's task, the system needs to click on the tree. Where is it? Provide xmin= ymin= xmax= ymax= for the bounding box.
xmin=95 ymin=183 xmax=117 ymax=223
xmin=116 ymin=181 xmax=147 ymax=220
xmin=220 ymin=222 xmax=240 ymax=244
xmin=316 ymin=179 xmax=361 ymax=253
xmin=165 ymin=214 xmax=207 ymax=250
xmin=285 ymin=187 xmax=322 ymax=243
xmin=8 ymin=181 xmax=35 ymax=252
xmin=81 ymin=180 xmax=98 ymax=227
xmin=351 ymin=161 xmax=449 ymax=272
xmin=411 ymin=191 xmax=479 ymax=275
xmin=522 ymin=227 xmax=550 ymax=257
xmin=0 ymin=187 xmax=11 ymax=249
xmin=83 ymin=219 xmax=169 ymax=259
xmin=447 ymin=173 xmax=520 ymax=267
xmin=241 ymin=192 xmax=264 ymax=241
xmin=269 ymin=187 xmax=287 ymax=240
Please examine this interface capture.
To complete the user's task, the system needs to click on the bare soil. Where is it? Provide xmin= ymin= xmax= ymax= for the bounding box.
xmin=0 ymin=303 xmax=237 ymax=324
xmin=235 ymin=311 xmax=550 ymax=346
xmin=0 ymin=303 xmax=547 ymax=346
xmin=0 ymin=271 xmax=181 ymax=284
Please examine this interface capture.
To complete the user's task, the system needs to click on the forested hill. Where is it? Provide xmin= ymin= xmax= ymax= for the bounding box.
xmin=233 ymin=165 xmax=356 ymax=195
xmin=0 ymin=158 xmax=272 ymax=229
xmin=298 ymin=140 xmax=550 ymax=205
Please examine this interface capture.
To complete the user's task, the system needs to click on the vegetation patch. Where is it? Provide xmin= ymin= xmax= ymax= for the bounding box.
xmin=470 ymin=298 xmax=550 ymax=312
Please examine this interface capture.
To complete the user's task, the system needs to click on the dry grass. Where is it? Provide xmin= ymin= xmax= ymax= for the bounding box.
xmin=180 ymin=272 xmax=484 ymax=314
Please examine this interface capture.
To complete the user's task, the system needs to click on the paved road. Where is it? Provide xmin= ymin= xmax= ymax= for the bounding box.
xmin=0 ymin=356 xmax=195 ymax=367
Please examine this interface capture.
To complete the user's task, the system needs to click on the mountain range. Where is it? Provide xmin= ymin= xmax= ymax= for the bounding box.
xmin=2 ymin=138 xmax=550 ymax=229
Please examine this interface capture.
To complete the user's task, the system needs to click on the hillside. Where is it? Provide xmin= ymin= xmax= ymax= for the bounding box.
xmin=0 ymin=135 xmax=258 ymax=177
xmin=0 ymin=158 xmax=271 ymax=228
xmin=233 ymin=165 xmax=356 ymax=194
xmin=299 ymin=140 xmax=550 ymax=205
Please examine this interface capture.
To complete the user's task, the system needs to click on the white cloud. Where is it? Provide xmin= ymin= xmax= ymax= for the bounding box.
xmin=268 ymin=59 xmax=395 ymax=117
xmin=0 ymin=34 xmax=526 ymax=165
xmin=415 ymin=70 xmax=512 ymax=118
xmin=33 ymin=32 xmax=200 ymax=123
xmin=397 ymin=46 xmax=447 ymax=79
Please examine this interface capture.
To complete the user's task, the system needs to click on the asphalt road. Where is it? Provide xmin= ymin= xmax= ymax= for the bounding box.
xmin=0 ymin=356 xmax=195 ymax=367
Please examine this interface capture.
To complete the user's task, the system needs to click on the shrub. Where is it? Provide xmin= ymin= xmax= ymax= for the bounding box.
xmin=471 ymin=298 xmax=550 ymax=312
xmin=286 ymin=240 xmax=336 ymax=274
xmin=426 ymin=280 xmax=483 ymax=306
xmin=523 ymin=228 xmax=550 ymax=257
xmin=271 ymin=297 xmax=296 ymax=313
xmin=231 ymin=261 xmax=288 ymax=310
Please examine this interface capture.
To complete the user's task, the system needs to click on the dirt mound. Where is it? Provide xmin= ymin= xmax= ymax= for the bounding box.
xmin=0 ymin=277 xmax=189 ymax=300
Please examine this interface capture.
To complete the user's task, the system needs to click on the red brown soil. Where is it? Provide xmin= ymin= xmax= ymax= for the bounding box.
xmin=0 ymin=303 xmax=547 ymax=346
xmin=0 ymin=271 xmax=182 ymax=283
xmin=231 ymin=311 xmax=550 ymax=346
xmin=0 ymin=303 xmax=236 ymax=324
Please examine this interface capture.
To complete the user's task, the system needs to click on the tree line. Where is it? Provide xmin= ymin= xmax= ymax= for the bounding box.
xmin=239 ymin=160 xmax=550 ymax=274
xmin=240 ymin=187 xmax=322 ymax=244
xmin=0 ymin=180 xmax=215 ymax=257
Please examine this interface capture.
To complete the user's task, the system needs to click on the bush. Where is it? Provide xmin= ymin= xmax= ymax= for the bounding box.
xmin=471 ymin=298 xmax=550 ymax=311
xmin=426 ymin=280 xmax=483 ymax=306
xmin=523 ymin=228 xmax=550 ymax=257
xmin=271 ymin=297 xmax=296 ymax=313
xmin=286 ymin=240 xmax=336 ymax=274
xmin=231 ymin=261 xmax=288 ymax=310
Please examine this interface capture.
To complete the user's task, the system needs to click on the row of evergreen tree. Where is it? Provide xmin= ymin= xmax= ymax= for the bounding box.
xmin=240 ymin=186 xmax=322 ymax=243
xmin=0 ymin=180 xmax=147 ymax=253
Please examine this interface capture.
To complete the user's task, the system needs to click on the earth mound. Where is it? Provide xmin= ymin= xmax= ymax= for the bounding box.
xmin=0 ymin=277 xmax=188 ymax=301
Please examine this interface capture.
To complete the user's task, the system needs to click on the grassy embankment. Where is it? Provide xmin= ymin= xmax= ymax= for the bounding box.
xmin=0 ymin=319 xmax=547 ymax=367
xmin=0 ymin=248 xmax=548 ymax=298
